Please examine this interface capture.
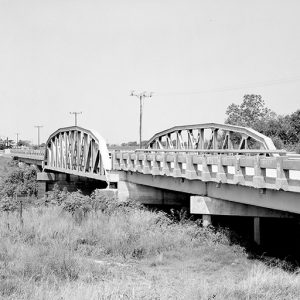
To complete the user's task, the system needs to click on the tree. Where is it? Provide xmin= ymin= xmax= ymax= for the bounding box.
xmin=0 ymin=163 xmax=38 ymax=198
xmin=225 ymin=94 xmax=275 ymax=130
xmin=225 ymin=95 xmax=300 ymax=150
xmin=18 ymin=140 xmax=31 ymax=147
xmin=290 ymin=110 xmax=300 ymax=138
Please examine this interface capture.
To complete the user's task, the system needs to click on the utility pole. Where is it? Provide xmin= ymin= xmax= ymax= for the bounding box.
xmin=69 ymin=112 xmax=82 ymax=126
xmin=130 ymin=91 xmax=153 ymax=148
xmin=34 ymin=125 xmax=43 ymax=147
xmin=15 ymin=133 xmax=19 ymax=148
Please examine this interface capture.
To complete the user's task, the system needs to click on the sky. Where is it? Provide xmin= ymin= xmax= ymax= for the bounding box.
xmin=0 ymin=0 xmax=300 ymax=145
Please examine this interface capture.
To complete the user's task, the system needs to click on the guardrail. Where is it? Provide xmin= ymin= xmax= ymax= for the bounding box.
xmin=10 ymin=149 xmax=44 ymax=159
xmin=113 ymin=150 xmax=300 ymax=193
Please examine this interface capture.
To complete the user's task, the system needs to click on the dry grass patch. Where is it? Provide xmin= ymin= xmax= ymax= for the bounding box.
xmin=0 ymin=200 xmax=299 ymax=299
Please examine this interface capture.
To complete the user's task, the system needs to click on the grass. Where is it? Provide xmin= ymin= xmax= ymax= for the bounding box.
xmin=0 ymin=203 xmax=299 ymax=300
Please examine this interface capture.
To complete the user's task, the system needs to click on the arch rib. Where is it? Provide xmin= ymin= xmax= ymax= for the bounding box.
xmin=147 ymin=123 xmax=276 ymax=152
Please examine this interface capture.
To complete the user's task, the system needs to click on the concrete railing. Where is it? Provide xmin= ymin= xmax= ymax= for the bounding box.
xmin=10 ymin=149 xmax=44 ymax=160
xmin=113 ymin=150 xmax=300 ymax=193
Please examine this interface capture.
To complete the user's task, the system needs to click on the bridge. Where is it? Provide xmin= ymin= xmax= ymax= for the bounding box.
xmin=10 ymin=123 xmax=300 ymax=244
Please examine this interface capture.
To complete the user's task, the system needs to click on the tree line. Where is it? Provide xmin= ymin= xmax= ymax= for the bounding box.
xmin=225 ymin=94 xmax=300 ymax=152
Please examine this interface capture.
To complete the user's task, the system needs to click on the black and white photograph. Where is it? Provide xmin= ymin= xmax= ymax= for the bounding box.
xmin=0 ymin=0 xmax=300 ymax=299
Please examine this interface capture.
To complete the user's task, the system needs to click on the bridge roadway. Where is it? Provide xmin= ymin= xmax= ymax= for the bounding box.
xmin=9 ymin=124 xmax=300 ymax=221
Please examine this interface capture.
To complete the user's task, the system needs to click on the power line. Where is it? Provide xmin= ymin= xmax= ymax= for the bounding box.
xmin=34 ymin=125 xmax=43 ymax=147
xmin=130 ymin=91 xmax=153 ymax=148
xmin=69 ymin=111 xmax=82 ymax=126
xmin=15 ymin=133 xmax=19 ymax=148
xmin=155 ymin=75 xmax=300 ymax=97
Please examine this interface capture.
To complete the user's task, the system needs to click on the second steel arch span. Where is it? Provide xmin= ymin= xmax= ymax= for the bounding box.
xmin=147 ymin=123 xmax=276 ymax=152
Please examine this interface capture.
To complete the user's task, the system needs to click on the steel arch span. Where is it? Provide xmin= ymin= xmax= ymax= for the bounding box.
xmin=147 ymin=123 xmax=276 ymax=153
xmin=44 ymin=126 xmax=117 ymax=182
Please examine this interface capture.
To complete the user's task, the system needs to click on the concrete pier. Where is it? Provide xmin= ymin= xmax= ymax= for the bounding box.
xmin=254 ymin=217 xmax=261 ymax=245
xmin=202 ymin=214 xmax=212 ymax=227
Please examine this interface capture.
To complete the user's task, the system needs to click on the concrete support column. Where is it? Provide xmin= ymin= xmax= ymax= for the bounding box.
xmin=202 ymin=214 xmax=212 ymax=227
xmin=254 ymin=217 xmax=261 ymax=245
xmin=37 ymin=181 xmax=46 ymax=198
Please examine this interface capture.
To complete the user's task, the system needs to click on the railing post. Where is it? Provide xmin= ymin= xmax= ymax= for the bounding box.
xmin=143 ymin=153 xmax=151 ymax=174
xmin=186 ymin=154 xmax=197 ymax=180
xmin=173 ymin=153 xmax=182 ymax=177
xmin=119 ymin=152 xmax=125 ymax=170
xmin=216 ymin=155 xmax=227 ymax=183
xmin=131 ymin=153 xmax=137 ymax=172
xmin=253 ymin=155 xmax=265 ymax=189
xmin=122 ymin=153 xmax=129 ymax=171
xmin=233 ymin=156 xmax=245 ymax=185
xmin=135 ymin=152 xmax=142 ymax=173
xmin=275 ymin=157 xmax=289 ymax=190
xmin=127 ymin=153 xmax=133 ymax=171
xmin=162 ymin=152 xmax=170 ymax=176
xmin=111 ymin=151 xmax=116 ymax=170
xmin=201 ymin=155 xmax=211 ymax=181
xmin=151 ymin=153 xmax=160 ymax=175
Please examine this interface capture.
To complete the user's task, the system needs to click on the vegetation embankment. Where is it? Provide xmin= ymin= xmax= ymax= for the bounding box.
xmin=0 ymin=187 xmax=299 ymax=299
